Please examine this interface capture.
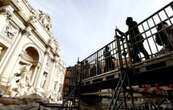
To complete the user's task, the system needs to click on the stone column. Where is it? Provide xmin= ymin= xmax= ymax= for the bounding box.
xmin=7 ymin=54 xmax=22 ymax=83
xmin=44 ymin=58 xmax=56 ymax=96
xmin=0 ymin=31 xmax=22 ymax=84
xmin=0 ymin=25 xmax=31 ymax=85
xmin=33 ymin=48 xmax=49 ymax=88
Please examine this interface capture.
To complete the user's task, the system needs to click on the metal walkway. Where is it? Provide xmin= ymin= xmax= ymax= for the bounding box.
xmin=79 ymin=1 xmax=173 ymax=90
xmin=65 ymin=1 xmax=173 ymax=110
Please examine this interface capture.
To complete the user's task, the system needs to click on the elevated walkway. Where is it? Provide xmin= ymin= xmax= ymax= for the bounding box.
xmin=79 ymin=1 xmax=173 ymax=94
xmin=65 ymin=1 xmax=173 ymax=110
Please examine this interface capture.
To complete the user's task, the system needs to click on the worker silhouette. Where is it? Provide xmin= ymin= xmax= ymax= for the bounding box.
xmin=90 ymin=64 xmax=96 ymax=77
xmin=103 ymin=45 xmax=115 ymax=72
xmin=155 ymin=21 xmax=173 ymax=51
xmin=84 ymin=60 xmax=90 ymax=78
xmin=116 ymin=17 xmax=149 ymax=63
xmin=90 ymin=62 xmax=102 ymax=76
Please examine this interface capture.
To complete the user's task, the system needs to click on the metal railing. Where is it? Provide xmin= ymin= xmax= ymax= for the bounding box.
xmin=80 ymin=1 xmax=173 ymax=81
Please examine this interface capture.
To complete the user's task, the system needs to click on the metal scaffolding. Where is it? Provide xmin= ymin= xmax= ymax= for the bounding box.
xmin=65 ymin=1 xmax=173 ymax=110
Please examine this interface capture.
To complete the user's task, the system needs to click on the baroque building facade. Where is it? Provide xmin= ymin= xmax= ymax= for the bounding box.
xmin=0 ymin=0 xmax=65 ymax=103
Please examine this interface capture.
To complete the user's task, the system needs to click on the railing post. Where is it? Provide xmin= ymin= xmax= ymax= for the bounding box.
xmin=115 ymin=31 xmax=123 ymax=70
xmin=124 ymin=34 xmax=133 ymax=66
xmin=96 ymin=51 xmax=98 ymax=76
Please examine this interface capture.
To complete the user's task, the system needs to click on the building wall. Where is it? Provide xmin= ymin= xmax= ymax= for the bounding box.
xmin=0 ymin=0 xmax=65 ymax=103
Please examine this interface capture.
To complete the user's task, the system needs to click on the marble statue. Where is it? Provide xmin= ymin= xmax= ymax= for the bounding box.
xmin=37 ymin=10 xmax=52 ymax=32
xmin=5 ymin=23 xmax=18 ymax=38
xmin=10 ymin=64 xmax=34 ymax=97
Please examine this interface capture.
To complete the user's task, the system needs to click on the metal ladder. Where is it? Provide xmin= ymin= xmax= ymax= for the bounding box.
xmin=109 ymin=30 xmax=131 ymax=110
xmin=108 ymin=69 xmax=128 ymax=110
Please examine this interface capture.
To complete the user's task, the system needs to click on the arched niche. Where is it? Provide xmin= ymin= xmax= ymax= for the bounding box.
xmin=41 ymin=71 xmax=48 ymax=88
xmin=24 ymin=47 xmax=39 ymax=63
xmin=12 ymin=46 xmax=40 ymax=94
xmin=20 ymin=47 xmax=39 ymax=83
xmin=10 ymin=46 xmax=41 ymax=96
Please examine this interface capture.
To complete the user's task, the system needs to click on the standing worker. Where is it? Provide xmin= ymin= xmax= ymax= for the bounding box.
xmin=116 ymin=17 xmax=149 ymax=63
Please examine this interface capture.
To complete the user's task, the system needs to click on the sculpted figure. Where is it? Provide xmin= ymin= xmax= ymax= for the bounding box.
xmin=38 ymin=10 xmax=52 ymax=31
xmin=10 ymin=64 xmax=33 ymax=97
xmin=5 ymin=23 xmax=18 ymax=38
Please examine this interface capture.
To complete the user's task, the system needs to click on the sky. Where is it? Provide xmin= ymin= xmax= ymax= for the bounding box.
xmin=29 ymin=0 xmax=172 ymax=66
